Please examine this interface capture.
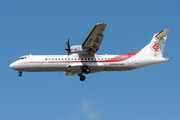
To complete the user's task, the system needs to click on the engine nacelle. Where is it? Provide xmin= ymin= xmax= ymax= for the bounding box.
xmin=70 ymin=45 xmax=88 ymax=53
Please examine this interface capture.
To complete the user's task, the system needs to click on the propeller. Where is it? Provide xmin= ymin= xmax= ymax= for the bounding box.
xmin=65 ymin=38 xmax=71 ymax=66
xmin=65 ymin=38 xmax=71 ymax=55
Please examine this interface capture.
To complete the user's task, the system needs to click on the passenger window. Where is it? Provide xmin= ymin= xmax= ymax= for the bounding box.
xmin=117 ymin=58 xmax=119 ymax=60
xmin=111 ymin=58 xmax=113 ymax=60
xmin=78 ymin=58 xmax=80 ymax=60
xmin=88 ymin=58 xmax=90 ymax=60
xmin=98 ymin=58 xmax=100 ymax=60
xmin=101 ymin=58 xmax=103 ymax=60
xmin=52 ymin=58 xmax=54 ymax=60
xmin=62 ymin=58 xmax=63 ymax=60
xmin=71 ymin=58 xmax=73 ymax=60
xmin=124 ymin=58 xmax=126 ymax=60
xmin=55 ymin=58 xmax=57 ymax=60
xmin=91 ymin=58 xmax=93 ymax=60
xmin=114 ymin=58 xmax=116 ymax=60
xmin=75 ymin=58 xmax=77 ymax=60
xmin=58 ymin=58 xmax=60 ymax=60
xmin=65 ymin=58 xmax=67 ymax=60
xmin=68 ymin=58 xmax=70 ymax=60
xmin=121 ymin=58 xmax=122 ymax=60
xmin=108 ymin=58 xmax=110 ymax=60
xmin=105 ymin=58 xmax=107 ymax=60
xmin=81 ymin=58 xmax=83 ymax=60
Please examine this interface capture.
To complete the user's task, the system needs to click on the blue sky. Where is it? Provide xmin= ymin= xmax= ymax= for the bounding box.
xmin=1 ymin=0 xmax=180 ymax=120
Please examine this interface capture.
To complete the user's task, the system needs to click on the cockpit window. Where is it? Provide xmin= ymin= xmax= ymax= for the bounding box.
xmin=18 ymin=57 xmax=27 ymax=60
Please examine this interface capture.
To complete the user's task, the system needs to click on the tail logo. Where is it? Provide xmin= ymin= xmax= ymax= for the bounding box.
xmin=151 ymin=43 xmax=161 ymax=52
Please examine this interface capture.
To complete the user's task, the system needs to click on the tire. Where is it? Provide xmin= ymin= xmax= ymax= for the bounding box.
xmin=85 ymin=68 xmax=91 ymax=74
xmin=19 ymin=73 xmax=22 ymax=77
xmin=80 ymin=75 xmax=85 ymax=81
xmin=82 ymin=66 xmax=86 ymax=72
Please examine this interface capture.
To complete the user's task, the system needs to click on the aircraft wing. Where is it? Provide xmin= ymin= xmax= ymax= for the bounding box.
xmin=82 ymin=23 xmax=107 ymax=55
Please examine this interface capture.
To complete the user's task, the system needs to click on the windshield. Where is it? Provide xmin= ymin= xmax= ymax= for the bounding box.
xmin=18 ymin=56 xmax=27 ymax=60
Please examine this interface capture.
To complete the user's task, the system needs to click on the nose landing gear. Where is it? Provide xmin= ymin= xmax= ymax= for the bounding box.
xmin=18 ymin=70 xmax=22 ymax=77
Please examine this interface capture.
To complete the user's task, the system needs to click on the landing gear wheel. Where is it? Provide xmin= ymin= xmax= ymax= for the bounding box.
xmin=80 ymin=75 xmax=85 ymax=81
xmin=82 ymin=66 xmax=87 ymax=72
xmin=85 ymin=68 xmax=91 ymax=74
xmin=18 ymin=70 xmax=22 ymax=77
xmin=19 ymin=73 xmax=22 ymax=77
xmin=82 ymin=66 xmax=91 ymax=74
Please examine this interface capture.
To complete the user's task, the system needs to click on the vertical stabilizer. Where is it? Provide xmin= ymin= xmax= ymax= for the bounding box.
xmin=136 ymin=29 xmax=170 ymax=58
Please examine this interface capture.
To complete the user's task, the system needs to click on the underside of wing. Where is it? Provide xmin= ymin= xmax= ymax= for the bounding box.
xmin=82 ymin=23 xmax=107 ymax=55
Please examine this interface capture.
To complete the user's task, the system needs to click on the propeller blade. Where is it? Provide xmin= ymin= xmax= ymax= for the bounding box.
xmin=65 ymin=38 xmax=70 ymax=52
xmin=66 ymin=38 xmax=70 ymax=48
xmin=65 ymin=38 xmax=70 ymax=65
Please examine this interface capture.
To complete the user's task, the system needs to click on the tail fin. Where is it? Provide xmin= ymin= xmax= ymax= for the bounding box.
xmin=136 ymin=29 xmax=170 ymax=58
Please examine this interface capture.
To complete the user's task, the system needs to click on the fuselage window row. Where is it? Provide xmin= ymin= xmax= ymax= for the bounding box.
xmin=45 ymin=57 xmax=125 ymax=61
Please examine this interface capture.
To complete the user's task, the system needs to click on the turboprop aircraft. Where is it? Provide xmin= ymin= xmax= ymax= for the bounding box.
xmin=10 ymin=23 xmax=170 ymax=81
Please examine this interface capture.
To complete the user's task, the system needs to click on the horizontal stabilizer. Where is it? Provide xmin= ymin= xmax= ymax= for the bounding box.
xmin=155 ymin=29 xmax=170 ymax=38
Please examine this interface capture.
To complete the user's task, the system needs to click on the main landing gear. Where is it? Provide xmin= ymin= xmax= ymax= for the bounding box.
xmin=82 ymin=66 xmax=91 ymax=74
xmin=78 ymin=66 xmax=91 ymax=81
xmin=18 ymin=70 xmax=22 ymax=77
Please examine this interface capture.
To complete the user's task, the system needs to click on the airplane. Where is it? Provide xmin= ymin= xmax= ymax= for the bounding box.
xmin=9 ymin=23 xmax=170 ymax=81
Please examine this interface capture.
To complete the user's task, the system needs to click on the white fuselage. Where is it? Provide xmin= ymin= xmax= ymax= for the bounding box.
xmin=9 ymin=52 xmax=169 ymax=75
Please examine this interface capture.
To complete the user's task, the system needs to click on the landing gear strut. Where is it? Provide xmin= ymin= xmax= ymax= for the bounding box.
xmin=18 ymin=70 xmax=22 ymax=77
xmin=79 ymin=74 xmax=85 ymax=81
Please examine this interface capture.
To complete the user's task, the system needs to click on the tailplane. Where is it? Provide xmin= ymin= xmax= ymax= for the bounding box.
xmin=136 ymin=29 xmax=170 ymax=58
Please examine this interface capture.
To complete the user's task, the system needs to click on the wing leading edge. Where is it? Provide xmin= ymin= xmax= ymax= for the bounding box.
xmin=82 ymin=23 xmax=107 ymax=55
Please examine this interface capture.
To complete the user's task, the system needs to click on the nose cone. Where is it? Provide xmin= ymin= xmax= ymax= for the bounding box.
xmin=9 ymin=62 xmax=15 ymax=69
xmin=166 ymin=58 xmax=170 ymax=62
